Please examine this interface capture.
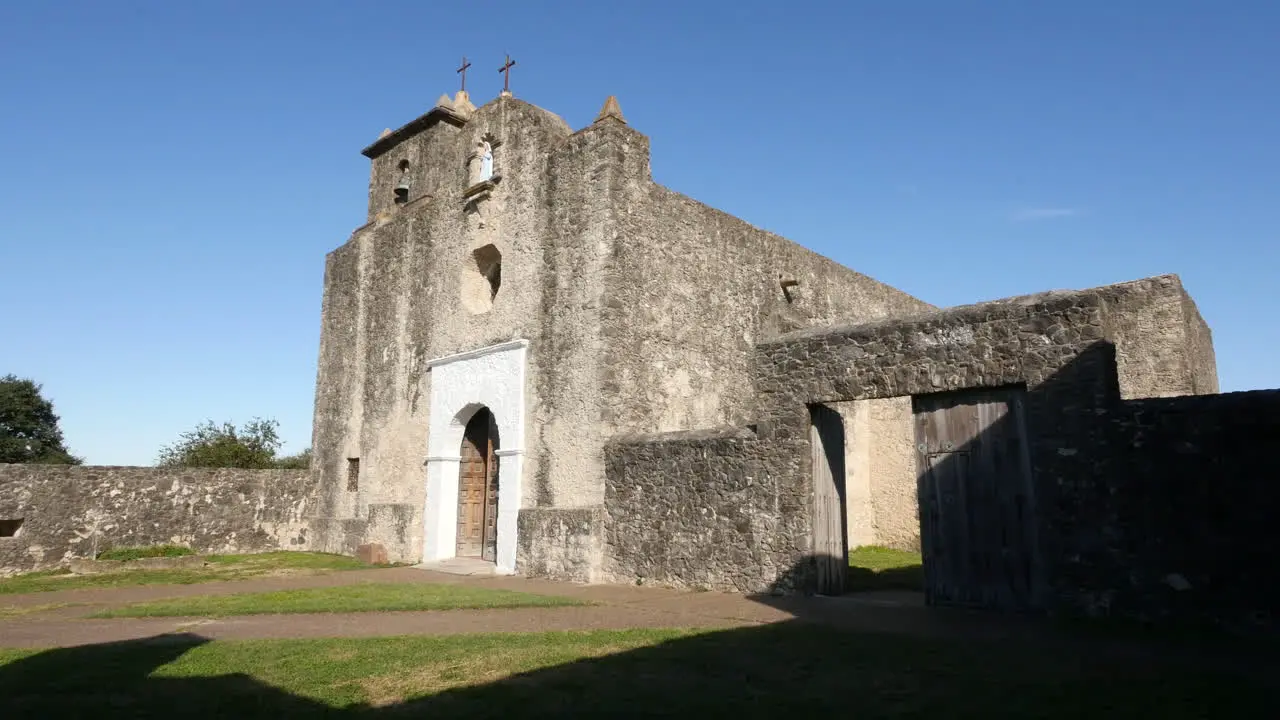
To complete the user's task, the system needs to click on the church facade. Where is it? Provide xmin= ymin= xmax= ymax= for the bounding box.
xmin=307 ymin=90 xmax=1253 ymax=620
xmin=306 ymin=89 xmax=930 ymax=577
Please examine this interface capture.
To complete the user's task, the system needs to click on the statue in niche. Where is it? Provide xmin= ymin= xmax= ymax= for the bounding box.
xmin=478 ymin=140 xmax=493 ymax=182
xmin=468 ymin=139 xmax=494 ymax=187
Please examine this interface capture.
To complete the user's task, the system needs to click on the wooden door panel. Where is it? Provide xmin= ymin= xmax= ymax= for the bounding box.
xmin=914 ymin=387 xmax=1039 ymax=611
xmin=810 ymin=404 xmax=847 ymax=595
xmin=456 ymin=411 xmax=491 ymax=558
xmin=481 ymin=425 xmax=499 ymax=563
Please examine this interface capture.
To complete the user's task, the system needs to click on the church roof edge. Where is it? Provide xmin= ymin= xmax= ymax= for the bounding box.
xmin=361 ymin=105 xmax=469 ymax=159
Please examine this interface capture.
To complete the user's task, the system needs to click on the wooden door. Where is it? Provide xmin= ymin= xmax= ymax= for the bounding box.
xmin=810 ymin=404 xmax=848 ymax=595
xmin=481 ymin=421 xmax=499 ymax=563
xmin=456 ymin=409 xmax=499 ymax=559
xmin=913 ymin=387 xmax=1039 ymax=611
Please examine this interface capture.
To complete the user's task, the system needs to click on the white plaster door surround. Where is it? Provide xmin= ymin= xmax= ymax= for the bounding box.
xmin=422 ymin=339 xmax=527 ymax=573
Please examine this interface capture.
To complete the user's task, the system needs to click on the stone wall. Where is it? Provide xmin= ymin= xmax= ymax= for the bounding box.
xmin=604 ymin=273 xmax=1280 ymax=628
xmin=1093 ymin=275 xmax=1218 ymax=399
xmin=839 ymin=397 xmax=919 ymax=552
xmin=604 ymin=428 xmax=775 ymax=592
xmin=605 ymin=285 xmax=1117 ymax=593
xmin=750 ymin=288 xmax=1116 ymax=596
xmin=600 ymin=176 xmax=933 ymax=438
xmin=1180 ymin=291 xmax=1219 ymax=394
xmin=0 ymin=465 xmax=312 ymax=575
xmin=516 ymin=507 xmax=605 ymax=583
xmin=1104 ymin=389 xmax=1280 ymax=628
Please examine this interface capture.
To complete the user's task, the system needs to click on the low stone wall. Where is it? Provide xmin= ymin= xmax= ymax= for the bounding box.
xmin=517 ymin=507 xmax=606 ymax=583
xmin=604 ymin=427 xmax=800 ymax=592
xmin=0 ymin=465 xmax=314 ymax=575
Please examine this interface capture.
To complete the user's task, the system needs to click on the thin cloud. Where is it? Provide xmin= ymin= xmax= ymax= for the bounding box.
xmin=1012 ymin=207 xmax=1081 ymax=222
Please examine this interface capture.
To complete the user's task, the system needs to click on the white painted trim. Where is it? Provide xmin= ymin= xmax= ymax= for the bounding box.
xmin=421 ymin=340 xmax=527 ymax=575
xmin=424 ymin=339 xmax=530 ymax=369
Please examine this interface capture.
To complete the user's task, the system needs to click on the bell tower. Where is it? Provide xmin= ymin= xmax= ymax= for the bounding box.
xmin=359 ymin=92 xmax=473 ymax=222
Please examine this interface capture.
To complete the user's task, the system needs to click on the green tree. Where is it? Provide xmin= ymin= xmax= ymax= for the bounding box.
xmin=157 ymin=417 xmax=291 ymax=469
xmin=0 ymin=375 xmax=82 ymax=465
xmin=274 ymin=446 xmax=312 ymax=470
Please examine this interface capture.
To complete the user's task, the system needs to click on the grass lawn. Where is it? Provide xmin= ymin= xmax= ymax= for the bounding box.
xmin=0 ymin=625 xmax=1268 ymax=718
xmin=847 ymin=545 xmax=924 ymax=592
xmin=91 ymin=582 xmax=584 ymax=618
xmin=0 ymin=552 xmax=373 ymax=596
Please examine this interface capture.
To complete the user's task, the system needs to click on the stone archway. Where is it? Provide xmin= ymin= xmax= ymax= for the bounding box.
xmin=456 ymin=406 xmax=500 ymax=561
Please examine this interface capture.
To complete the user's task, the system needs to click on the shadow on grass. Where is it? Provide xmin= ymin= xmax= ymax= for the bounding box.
xmin=845 ymin=563 xmax=924 ymax=593
xmin=1 ymin=617 xmax=1274 ymax=719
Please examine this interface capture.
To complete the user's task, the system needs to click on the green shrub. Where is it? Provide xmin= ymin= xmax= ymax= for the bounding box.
xmin=96 ymin=545 xmax=196 ymax=562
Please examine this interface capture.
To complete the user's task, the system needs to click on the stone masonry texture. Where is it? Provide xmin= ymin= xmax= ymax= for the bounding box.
xmin=606 ymin=276 xmax=1279 ymax=630
xmin=0 ymin=465 xmax=312 ymax=575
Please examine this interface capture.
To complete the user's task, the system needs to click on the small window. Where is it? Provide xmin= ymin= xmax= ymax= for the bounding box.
xmin=0 ymin=518 xmax=23 ymax=538
xmin=347 ymin=458 xmax=360 ymax=492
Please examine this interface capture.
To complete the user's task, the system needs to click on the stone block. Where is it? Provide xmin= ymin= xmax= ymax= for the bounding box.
xmin=356 ymin=542 xmax=389 ymax=565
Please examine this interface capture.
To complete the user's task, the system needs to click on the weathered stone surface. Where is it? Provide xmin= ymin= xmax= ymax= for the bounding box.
xmin=604 ymin=276 xmax=1279 ymax=632
xmin=0 ymin=465 xmax=311 ymax=576
xmin=605 ymin=286 xmax=1119 ymax=594
xmin=1097 ymin=389 xmax=1280 ymax=628
xmin=835 ymin=397 xmax=918 ymax=552
xmin=606 ymin=428 xmax=779 ymax=592
xmin=365 ymin=504 xmax=415 ymax=562
xmin=355 ymin=542 xmax=388 ymax=565
xmin=516 ymin=507 xmax=604 ymax=583
xmin=1089 ymin=275 xmax=1219 ymax=398
xmin=594 ymin=95 xmax=625 ymax=124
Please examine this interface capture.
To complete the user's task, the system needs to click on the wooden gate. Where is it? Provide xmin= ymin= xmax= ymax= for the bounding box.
xmin=456 ymin=408 xmax=499 ymax=560
xmin=913 ymin=387 xmax=1040 ymax=611
xmin=810 ymin=404 xmax=848 ymax=595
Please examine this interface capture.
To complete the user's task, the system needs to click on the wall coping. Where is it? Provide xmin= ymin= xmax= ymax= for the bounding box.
xmin=424 ymin=339 xmax=529 ymax=369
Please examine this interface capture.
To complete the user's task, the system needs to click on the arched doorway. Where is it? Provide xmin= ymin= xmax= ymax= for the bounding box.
xmin=456 ymin=407 xmax=500 ymax=562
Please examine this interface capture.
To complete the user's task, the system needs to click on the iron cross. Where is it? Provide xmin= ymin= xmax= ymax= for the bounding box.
xmin=498 ymin=54 xmax=516 ymax=93
xmin=456 ymin=56 xmax=471 ymax=92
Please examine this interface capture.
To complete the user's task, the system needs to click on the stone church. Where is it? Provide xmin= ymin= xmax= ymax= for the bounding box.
xmin=306 ymin=88 xmax=1267 ymax=620
xmin=308 ymin=88 xmax=929 ymax=573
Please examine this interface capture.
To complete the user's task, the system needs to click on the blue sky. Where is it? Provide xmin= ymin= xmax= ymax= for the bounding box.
xmin=2 ymin=1 xmax=1277 ymax=465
